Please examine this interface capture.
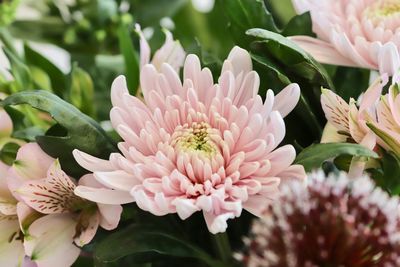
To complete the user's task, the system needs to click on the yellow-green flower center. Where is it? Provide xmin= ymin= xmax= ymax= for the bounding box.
xmin=365 ymin=1 xmax=400 ymax=23
xmin=171 ymin=122 xmax=219 ymax=157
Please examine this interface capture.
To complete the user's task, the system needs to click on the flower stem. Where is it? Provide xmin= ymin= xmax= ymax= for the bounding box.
xmin=211 ymin=232 xmax=232 ymax=265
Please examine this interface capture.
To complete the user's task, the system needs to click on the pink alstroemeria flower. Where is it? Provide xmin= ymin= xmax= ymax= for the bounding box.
xmin=0 ymin=161 xmax=26 ymax=267
xmin=7 ymin=143 xmax=122 ymax=266
xmin=290 ymin=0 xmax=400 ymax=75
xmin=321 ymin=74 xmax=389 ymax=149
xmin=367 ymin=76 xmax=400 ymax=157
xmin=321 ymin=74 xmax=390 ymax=177
xmin=73 ymin=45 xmax=306 ymax=234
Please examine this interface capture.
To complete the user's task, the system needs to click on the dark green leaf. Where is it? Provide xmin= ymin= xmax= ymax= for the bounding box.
xmin=217 ymin=0 xmax=278 ymax=46
xmin=247 ymin=28 xmax=334 ymax=89
xmin=118 ymin=23 xmax=140 ymax=96
xmin=1 ymin=91 xmax=117 ymax=177
xmin=94 ymin=224 xmax=222 ymax=267
xmin=371 ymin=150 xmax=400 ymax=195
xmin=282 ymin=12 xmax=314 ymax=37
xmin=295 ymin=143 xmax=378 ymax=172
xmin=0 ymin=142 xmax=20 ymax=165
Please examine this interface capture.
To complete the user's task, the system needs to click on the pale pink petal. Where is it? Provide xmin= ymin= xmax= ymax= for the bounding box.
xmin=8 ymin=143 xmax=54 ymax=196
xmin=0 ymin=109 xmax=13 ymax=138
xmin=94 ymin=170 xmax=140 ymax=191
xmin=17 ymin=202 xmax=38 ymax=235
xmin=152 ymin=29 xmax=185 ymax=72
xmin=221 ymin=46 xmax=252 ymax=77
xmin=273 ymin=83 xmax=301 ymax=118
xmin=73 ymin=149 xmax=115 ymax=173
xmin=22 ymin=258 xmax=37 ymax=267
xmin=74 ymin=185 xmax=134 ymax=205
xmin=172 ymin=198 xmax=200 ymax=220
xmin=24 ymin=214 xmax=80 ymax=267
xmin=320 ymin=122 xmax=347 ymax=143
xmin=74 ymin=210 xmax=99 ymax=247
xmin=0 ymin=163 xmax=17 ymax=215
xmin=78 ymin=174 xmax=122 ymax=230
xmin=97 ymin=204 xmax=122 ymax=230
xmin=289 ymin=36 xmax=358 ymax=67
xmin=0 ymin=215 xmax=25 ymax=267
xmin=110 ymin=75 xmax=130 ymax=109
xmin=349 ymin=101 xmax=366 ymax=144
xmin=359 ymin=74 xmax=388 ymax=113
xmin=135 ymin=24 xmax=151 ymax=67
xmin=321 ymin=89 xmax=350 ymax=133
xmin=17 ymin=160 xmax=79 ymax=214
xmin=378 ymin=42 xmax=400 ymax=75
xmin=243 ymin=194 xmax=276 ymax=217
xmin=203 ymin=211 xmax=236 ymax=234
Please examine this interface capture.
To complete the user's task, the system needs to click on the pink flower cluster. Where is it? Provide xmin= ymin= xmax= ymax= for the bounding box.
xmin=321 ymin=73 xmax=400 ymax=159
xmin=0 ymin=112 xmax=122 ymax=267
xmin=242 ymin=171 xmax=400 ymax=267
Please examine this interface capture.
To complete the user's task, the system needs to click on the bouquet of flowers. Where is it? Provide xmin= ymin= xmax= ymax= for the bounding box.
xmin=0 ymin=0 xmax=400 ymax=266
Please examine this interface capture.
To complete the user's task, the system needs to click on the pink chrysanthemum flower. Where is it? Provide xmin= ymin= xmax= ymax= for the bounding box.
xmin=73 ymin=46 xmax=306 ymax=234
xmin=242 ymin=171 xmax=400 ymax=267
xmin=290 ymin=0 xmax=400 ymax=75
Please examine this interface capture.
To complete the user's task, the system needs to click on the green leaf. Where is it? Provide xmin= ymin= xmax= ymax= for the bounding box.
xmin=217 ymin=0 xmax=278 ymax=46
xmin=367 ymin=122 xmax=400 ymax=159
xmin=94 ymin=224 xmax=222 ymax=267
xmin=0 ymin=141 xmax=20 ymax=165
xmin=118 ymin=23 xmax=140 ymax=96
xmin=281 ymin=12 xmax=314 ymax=37
xmin=371 ymin=150 xmax=400 ymax=195
xmin=69 ymin=64 xmax=96 ymax=117
xmin=247 ymin=28 xmax=334 ymax=89
xmin=24 ymin=44 xmax=66 ymax=96
xmin=3 ymin=47 xmax=32 ymax=90
xmin=29 ymin=66 xmax=52 ymax=91
xmin=1 ymin=91 xmax=117 ymax=177
xmin=250 ymin=53 xmax=291 ymax=84
xmin=331 ymin=66 xmax=370 ymax=102
xmin=295 ymin=143 xmax=378 ymax=172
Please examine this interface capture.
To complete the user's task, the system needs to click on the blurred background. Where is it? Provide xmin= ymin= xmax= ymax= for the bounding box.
xmin=0 ymin=0 xmax=296 ymax=86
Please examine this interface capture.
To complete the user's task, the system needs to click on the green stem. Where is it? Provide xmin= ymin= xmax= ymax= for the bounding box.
xmin=211 ymin=232 xmax=232 ymax=265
